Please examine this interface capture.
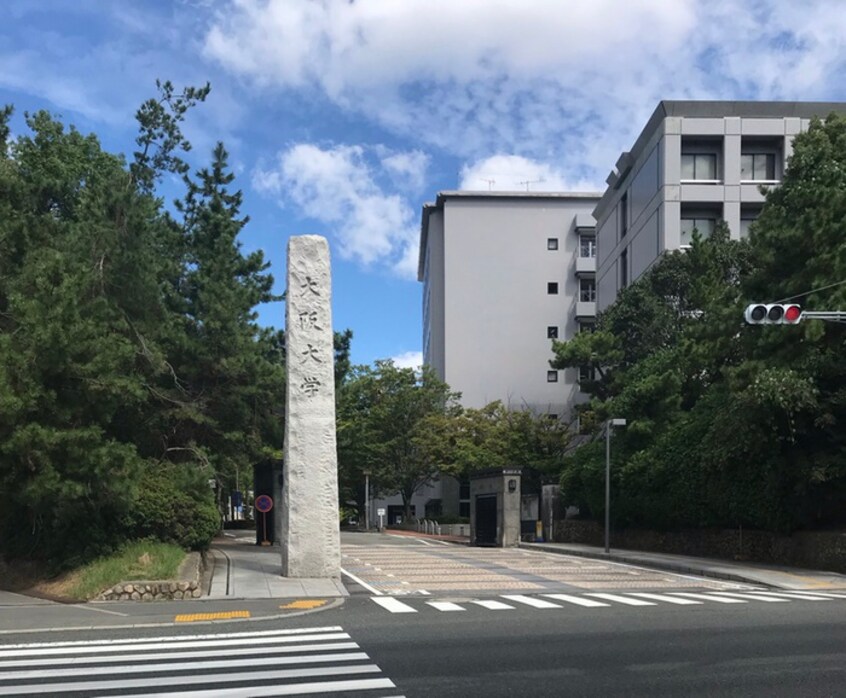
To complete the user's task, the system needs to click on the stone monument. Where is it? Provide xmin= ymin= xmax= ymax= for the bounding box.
xmin=281 ymin=235 xmax=341 ymax=578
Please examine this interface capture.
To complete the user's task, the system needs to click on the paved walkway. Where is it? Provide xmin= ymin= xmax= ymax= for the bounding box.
xmin=208 ymin=532 xmax=347 ymax=599
xmin=521 ymin=541 xmax=846 ymax=590
xmin=379 ymin=530 xmax=846 ymax=591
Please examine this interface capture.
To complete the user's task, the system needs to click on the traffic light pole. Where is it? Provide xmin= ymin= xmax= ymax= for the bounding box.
xmin=745 ymin=304 xmax=846 ymax=325
xmin=800 ymin=311 xmax=846 ymax=323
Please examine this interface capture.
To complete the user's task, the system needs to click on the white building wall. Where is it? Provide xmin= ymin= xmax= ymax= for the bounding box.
xmin=421 ymin=192 xmax=600 ymax=419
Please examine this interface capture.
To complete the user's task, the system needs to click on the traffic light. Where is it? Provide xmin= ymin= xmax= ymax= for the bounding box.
xmin=744 ymin=303 xmax=802 ymax=325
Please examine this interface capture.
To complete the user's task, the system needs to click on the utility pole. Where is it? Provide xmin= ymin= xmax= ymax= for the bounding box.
xmin=605 ymin=418 xmax=627 ymax=554
xmin=364 ymin=470 xmax=371 ymax=531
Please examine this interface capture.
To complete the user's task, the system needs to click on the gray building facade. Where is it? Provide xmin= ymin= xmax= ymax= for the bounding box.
xmin=594 ymin=101 xmax=846 ymax=312
xmin=419 ymin=191 xmax=601 ymax=419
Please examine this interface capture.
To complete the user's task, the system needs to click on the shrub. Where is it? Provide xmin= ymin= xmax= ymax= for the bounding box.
xmin=122 ymin=464 xmax=220 ymax=550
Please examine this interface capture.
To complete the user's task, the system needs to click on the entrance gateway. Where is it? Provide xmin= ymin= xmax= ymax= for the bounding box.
xmin=469 ymin=467 xmax=522 ymax=547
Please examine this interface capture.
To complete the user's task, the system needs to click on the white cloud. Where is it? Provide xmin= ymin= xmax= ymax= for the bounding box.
xmin=204 ymin=0 xmax=846 ymax=186
xmin=459 ymin=155 xmax=598 ymax=192
xmin=390 ymin=351 xmax=423 ymax=370
xmin=380 ymin=150 xmax=430 ymax=192
xmin=253 ymin=143 xmax=420 ymax=278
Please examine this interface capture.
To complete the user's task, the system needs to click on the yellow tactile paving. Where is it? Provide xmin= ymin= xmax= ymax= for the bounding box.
xmin=174 ymin=611 xmax=251 ymax=622
xmin=279 ymin=599 xmax=328 ymax=609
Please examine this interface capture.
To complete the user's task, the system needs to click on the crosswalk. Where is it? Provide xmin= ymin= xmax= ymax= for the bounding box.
xmin=0 ymin=626 xmax=401 ymax=697
xmin=371 ymin=589 xmax=846 ymax=615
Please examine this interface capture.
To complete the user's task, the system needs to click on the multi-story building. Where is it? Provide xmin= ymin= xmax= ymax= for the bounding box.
xmin=595 ymin=100 xmax=846 ymax=311
xmin=419 ymin=191 xmax=602 ymax=418
xmin=379 ymin=191 xmax=598 ymax=525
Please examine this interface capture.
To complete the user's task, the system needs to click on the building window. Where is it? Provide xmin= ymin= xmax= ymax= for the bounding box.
xmin=741 ymin=153 xmax=776 ymax=181
xmin=740 ymin=218 xmax=755 ymax=237
xmin=547 ymin=282 xmax=559 ymax=294
xmin=620 ymin=193 xmax=628 ymax=239
xmin=547 ymin=237 xmax=559 ymax=250
xmin=680 ymin=218 xmax=716 ymax=246
xmin=459 ymin=480 xmax=470 ymax=499
xmin=579 ymin=236 xmax=596 ymax=258
xmin=579 ymin=278 xmax=596 ymax=302
xmin=579 ymin=366 xmax=595 ymax=383
xmin=620 ymin=249 xmax=628 ymax=289
xmin=547 ymin=326 xmax=558 ymax=339
xmin=681 ymin=153 xmax=717 ymax=181
xmin=579 ymin=321 xmax=595 ymax=333
xmin=547 ymin=370 xmax=559 ymax=383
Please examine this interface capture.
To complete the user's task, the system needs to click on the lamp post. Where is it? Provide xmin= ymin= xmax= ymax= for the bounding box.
xmin=605 ymin=418 xmax=627 ymax=554
xmin=363 ymin=469 xmax=371 ymax=532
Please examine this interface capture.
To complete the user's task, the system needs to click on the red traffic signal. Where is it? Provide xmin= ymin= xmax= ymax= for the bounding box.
xmin=744 ymin=303 xmax=802 ymax=325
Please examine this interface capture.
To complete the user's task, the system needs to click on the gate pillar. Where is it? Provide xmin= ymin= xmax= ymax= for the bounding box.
xmin=469 ymin=467 xmax=522 ymax=547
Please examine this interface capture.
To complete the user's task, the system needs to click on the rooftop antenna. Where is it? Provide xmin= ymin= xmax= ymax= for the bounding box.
xmin=481 ymin=178 xmax=496 ymax=191
xmin=519 ymin=178 xmax=545 ymax=191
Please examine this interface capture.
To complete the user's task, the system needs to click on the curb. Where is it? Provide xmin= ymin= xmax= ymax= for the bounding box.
xmin=0 ymin=597 xmax=346 ymax=637
xmin=521 ymin=543 xmax=773 ymax=588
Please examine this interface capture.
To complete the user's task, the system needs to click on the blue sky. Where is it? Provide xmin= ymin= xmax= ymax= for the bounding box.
xmin=3 ymin=0 xmax=846 ymax=367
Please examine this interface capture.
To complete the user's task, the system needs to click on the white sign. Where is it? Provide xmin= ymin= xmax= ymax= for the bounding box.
xmin=377 ymin=508 xmax=386 ymax=516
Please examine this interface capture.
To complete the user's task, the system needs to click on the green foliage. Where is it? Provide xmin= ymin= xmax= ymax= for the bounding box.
xmin=416 ymin=401 xmax=575 ymax=478
xmin=66 ymin=540 xmax=186 ymax=600
xmin=557 ymin=114 xmax=846 ymax=533
xmin=336 ymin=360 xmax=461 ymax=518
xmin=0 ymin=83 xmax=288 ymax=567
xmin=122 ymin=465 xmax=220 ymax=550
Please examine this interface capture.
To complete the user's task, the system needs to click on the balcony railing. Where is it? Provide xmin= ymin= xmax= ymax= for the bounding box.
xmin=576 ymin=300 xmax=596 ymax=318
xmin=575 ymin=256 xmax=596 ymax=274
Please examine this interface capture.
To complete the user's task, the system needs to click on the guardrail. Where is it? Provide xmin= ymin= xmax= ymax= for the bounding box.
xmin=413 ymin=519 xmax=473 ymax=537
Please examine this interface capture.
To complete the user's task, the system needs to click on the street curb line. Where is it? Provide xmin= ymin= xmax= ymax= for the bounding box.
xmin=520 ymin=543 xmax=775 ymax=589
xmin=0 ymin=597 xmax=346 ymax=636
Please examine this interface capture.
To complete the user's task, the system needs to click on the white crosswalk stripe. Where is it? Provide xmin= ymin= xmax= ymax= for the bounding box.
xmin=370 ymin=590 xmax=846 ymax=614
xmin=470 ymin=600 xmax=515 ymax=610
xmin=628 ymin=593 xmax=702 ymax=605
xmin=501 ymin=594 xmax=563 ymax=609
xmin=585 ymin=593 xmax=656 ymax=606
xmin=541 ymin=594 xmax=610 ymax=608
xmin=708 ymin=591 xmax=791 ymax=603
xmin=668 ymin=592 xmax=747 ymax=604
xmin=749 ymin=591 xmax=835 ymax=601
xmin=371 ymin=597 xmax=418 ymax=613
xmin=786 ymin=590 xmax=846 ymax=599
xmin=0 ymin=626 xmax=398 ymax=697
xmin=426 ymin=601 xmax=465 ymax=612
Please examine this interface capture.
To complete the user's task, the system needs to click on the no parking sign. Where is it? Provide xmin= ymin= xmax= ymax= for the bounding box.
xmin=255 ymin=494 xmax=273 ymax=513
xmin=255 ymin=495 xmax=273 ymax=545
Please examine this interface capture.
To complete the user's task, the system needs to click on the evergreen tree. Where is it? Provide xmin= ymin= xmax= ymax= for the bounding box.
xmin=163 ymin=142 xmax=284 ymax=503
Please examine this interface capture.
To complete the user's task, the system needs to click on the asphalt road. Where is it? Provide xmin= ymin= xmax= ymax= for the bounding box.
xmin=336 ymin=593 xmax=846 ymax=697
xmin=2 ymin=533 xmax=844 ymax=696
xmin=3 ymin=590 xmax=846 ymax=696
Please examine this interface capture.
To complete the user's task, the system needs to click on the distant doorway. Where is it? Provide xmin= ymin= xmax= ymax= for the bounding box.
xmin=475 ymin=494 xmax=497 ymax=546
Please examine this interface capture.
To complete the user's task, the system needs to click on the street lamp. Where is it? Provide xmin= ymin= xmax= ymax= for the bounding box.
xmin=605 ymin=418 xmax=627 ymax=554
xmin=363 ymin=470 xmax=371 ymax=532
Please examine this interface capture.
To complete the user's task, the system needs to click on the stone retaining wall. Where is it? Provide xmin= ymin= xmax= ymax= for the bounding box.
xmin=554 ymin=521 xmax=846 ymax=573
xmin=97 ymin=551 xmax=204 ymax=601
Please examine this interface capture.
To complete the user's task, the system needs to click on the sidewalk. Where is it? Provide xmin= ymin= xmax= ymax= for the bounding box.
xmin=521 ymin=540 xmax=846 ymax=590
xmin=377 ymin=529 xmax=846 ymax=591
xmin=208 ymin=532 xmax=347 ymax=599
xmin=0 ymin=533 xmax=348 ymax=634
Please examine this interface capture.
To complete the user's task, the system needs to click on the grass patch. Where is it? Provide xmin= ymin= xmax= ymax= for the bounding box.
xmin=43 ymin=541 xmax=187 ymax=601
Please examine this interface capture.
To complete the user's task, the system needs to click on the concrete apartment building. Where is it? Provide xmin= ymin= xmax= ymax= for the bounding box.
xmin=419 ymin=191 xmax=602 ymax=418
xmin=595 ymin=100 xmax=846 ymax=312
